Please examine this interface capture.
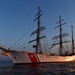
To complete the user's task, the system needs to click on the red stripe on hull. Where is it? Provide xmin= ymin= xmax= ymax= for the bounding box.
xmin=27 ymin=53 xmax=38 ymax=63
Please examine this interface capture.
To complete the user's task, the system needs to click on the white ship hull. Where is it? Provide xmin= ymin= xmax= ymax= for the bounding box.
xmin=2 ymin=50 xmax=75 ymax=64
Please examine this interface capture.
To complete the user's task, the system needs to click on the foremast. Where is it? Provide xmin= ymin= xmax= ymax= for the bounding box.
xmin=29 ymin=7 xmax=46 ymax=54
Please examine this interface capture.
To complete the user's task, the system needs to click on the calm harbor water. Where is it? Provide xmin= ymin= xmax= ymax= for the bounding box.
xmin=0 ymin=60 xmax=75 ymax=75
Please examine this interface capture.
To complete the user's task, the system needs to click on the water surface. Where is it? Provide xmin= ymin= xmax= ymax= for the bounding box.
xmin=0 ymin=60 xmax=75 ymax=75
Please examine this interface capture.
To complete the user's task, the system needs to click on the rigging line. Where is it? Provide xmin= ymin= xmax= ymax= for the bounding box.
xmin=15 ymin=41 xmax=28 ymax=49
xmin=54 ymin=45 xmax=59 ymax=54
xmin=15 ymin=39 xmax=34 ymax=50
xmin=15 ymin=22 xmax=43 ymax=47
xmin=46 ymin=28 xmax=51 ymax=36
xmin=14 ymin=34 xmax=31 ymax=49
xmin=63 ymin=37 xmax=69 ymax=51
xmin=45 ymin=28 xmax=54 ymax=43
xmin=18 ymin=43 xmax=32 ymax=50
xmin=10 ymin=25 xmax=36 ymax=48
xmin=42 ymin=30 xmax=50 ymax=52
xmin=2 ymin=32 xmax=26 ymax=45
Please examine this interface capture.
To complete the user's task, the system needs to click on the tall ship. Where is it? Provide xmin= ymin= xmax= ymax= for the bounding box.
xmin=0 ymin=7 xmax=75 ymax=64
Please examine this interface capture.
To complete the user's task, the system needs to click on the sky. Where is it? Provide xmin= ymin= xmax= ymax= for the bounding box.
xmin=0 ymin=0 xmax=75 ymax=60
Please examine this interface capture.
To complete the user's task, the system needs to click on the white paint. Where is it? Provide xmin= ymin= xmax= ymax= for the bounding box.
xmin=2 ymin=50 xmax=75 ymax=64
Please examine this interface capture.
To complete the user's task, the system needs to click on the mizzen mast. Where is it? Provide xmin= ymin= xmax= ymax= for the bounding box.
xmin=71 ymin=25 xmax=75 ymax=54
xmin=29 ymin=7 xmax=46 ymax=53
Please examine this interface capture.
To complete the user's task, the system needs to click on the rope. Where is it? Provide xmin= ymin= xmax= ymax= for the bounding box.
xmin=10 ymin=25 xmax=35 ymax=48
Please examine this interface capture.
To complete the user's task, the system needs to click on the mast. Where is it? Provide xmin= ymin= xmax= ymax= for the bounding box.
xmin=51 ymin=16 xmax=69 ymax=55
xmin=58 ymin=16 xmax=63 ymax=55
xmin=36 ymin=7 xmax=41 ymax=53
xmin=29 ymin=7 xmax=46 ymax=53
xmin=71 ymin=25 xmax=74 ymax=54
xmin=55 ymin=16 xmax=65 ymax=55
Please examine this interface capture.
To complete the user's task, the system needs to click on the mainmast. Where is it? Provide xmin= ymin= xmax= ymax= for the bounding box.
xmin=71 ymin=25 xmax=74 ymax=54
xmin=51 ymin=16 xmax=69 ymax=55
xmin=29 ymin=7 xmax=46 ymax=53
xmin=57 ymin=16 xmax=63 ymax=55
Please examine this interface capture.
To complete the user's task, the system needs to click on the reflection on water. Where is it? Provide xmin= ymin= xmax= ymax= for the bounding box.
xmin=0 ymin=61 xmax=75 ymax=75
